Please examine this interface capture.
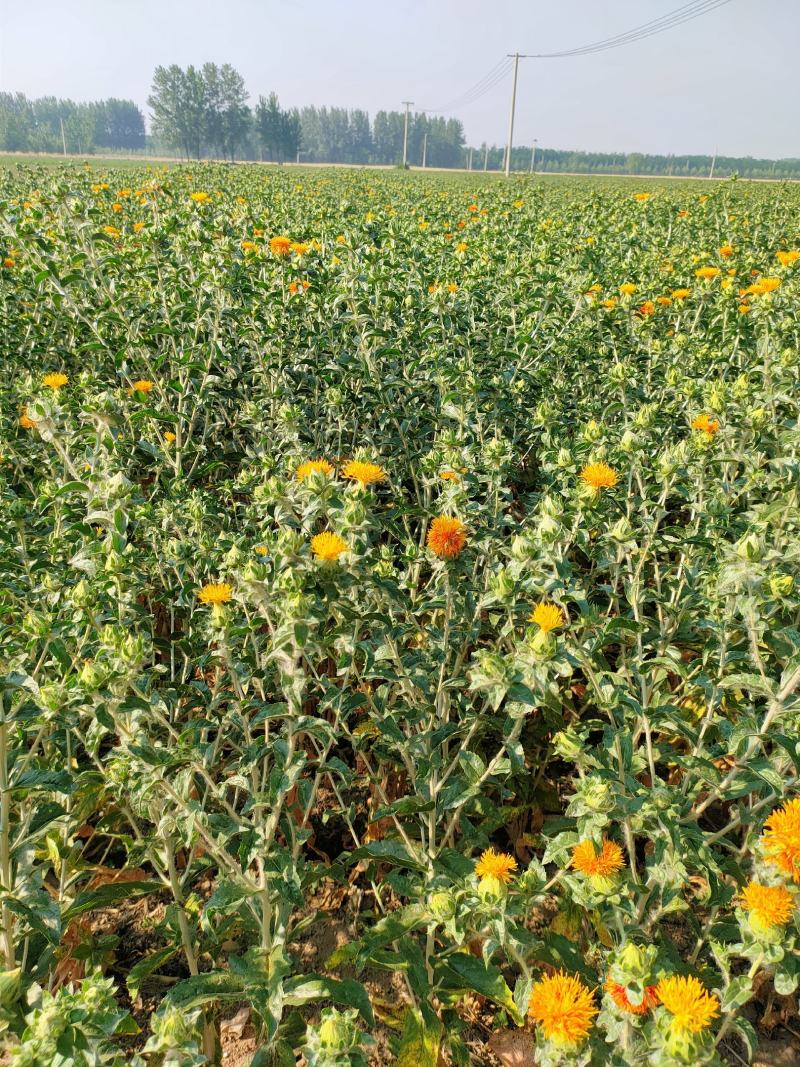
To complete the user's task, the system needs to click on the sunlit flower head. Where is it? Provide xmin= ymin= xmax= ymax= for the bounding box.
xmin=528 ymin=972 xmax=597 ymax=1047
xmin=131 ymin=379 xmax=154 ymax=394
xmin=633 ymin=192 xmax=651 ymax=202
xmin=19 ymin=408 xmax=36 ymax=430
xmin=440 ymin=470 xmax=460 ymax=481
xmin=270 ymin=235 xmax=293 ymax=256
xmin=762 ymin=798 xmax=800 ymax=882
xmin=427 ymin=516 xmax=467 ymax=559
xmin=342 ymin=460 xmax=386 ymax=487
xmin=43 ymin=372 xmax=68 ymax=390
xmin=580 ymin=462 xmax=619 ymax=491
xmin=691 ymin=414 xmax=720 ymax=435
xmin=695 ymin=266 xmax=721 ymax=280
xmin=530 ymin=602 xmax=565 ymax=633
xmin=164 ymin=431 xmax=176 ymax=443
xmin=296 ymin=459 xmax=334 ymax=481
xmin=190 ymin=191 xmax=211 ymax=203
xmin=671 ymin=288 xmax=692 ymax=300
xmin=254 ymin=545 xmax=269 ymax=556
xmin=776 ymin=250 xmax=800 ymax=267
xmin=638 ymin=300 xmax=655 ymax=316
xmin=740 ymin=881 xmax=794 ymax=930
xmin=718 ymin=244 xmax=734 ymax=257
xmin=655 ymin=975 xmax=719 ymax=1035
xmin=571 ymin=839 xmax=625 ymax=877
xmin=311 ymin=531 xmax=348 ymax=562
xmin=619 ymin=283 xmax=637 ymax=296
xmin=754 ymin=276 xmax=781 ymax=294
xmin=198 ymin=582 xmax=232 ymax=605
xmin=606 ymin=979 xmax=659 ymax=1015
xmin=474 ymin=848 xmax=517 ymax=885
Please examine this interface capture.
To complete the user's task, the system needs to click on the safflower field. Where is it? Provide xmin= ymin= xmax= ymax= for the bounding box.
xmin=1 ymin=162 xmax=800 ymax=1067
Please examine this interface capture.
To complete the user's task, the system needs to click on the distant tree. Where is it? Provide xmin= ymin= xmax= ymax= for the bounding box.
xmin=148 ymin=64 xmax=208 ymax=159
xmin=255 ymin=92 xmax=284 ymax=160
xmin=93 ymin=99 xmax=145 ymax=150
xmin=372 ymin=110 xmax=403 ymax=164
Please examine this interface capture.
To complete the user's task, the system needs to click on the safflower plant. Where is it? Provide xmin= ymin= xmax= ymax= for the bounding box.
xmin=0 ymin=162 xmax=799 ymax=1066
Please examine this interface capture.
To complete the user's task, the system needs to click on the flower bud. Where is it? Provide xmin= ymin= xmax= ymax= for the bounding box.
xmin=609 ymin=516 xmax=634 ymax=543
xmin=620 ymin=429 xmax=638 ymax=453
xmin=735 ymin=532 xmax=763 ymax=562
xmin=769 ymin=574 xmax=794 ymax=599
xmin=429 ymin=891 xmax=457 ymax=922
xmin=552 ymin=728 xmax=583 ymax=761
xmin=477 ymin=874 xmax=508 ymax=901
xmin=582 ymin=419 xmax=602 ymax=442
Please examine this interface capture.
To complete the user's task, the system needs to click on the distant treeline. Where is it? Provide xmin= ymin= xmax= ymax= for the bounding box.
xmin=2 ymin=69 xmax=799 ymax=180
xmin=146 ymin=64 xmax=466 ymax=167
xmin=0 ymin=93 xmax=144 ymax=154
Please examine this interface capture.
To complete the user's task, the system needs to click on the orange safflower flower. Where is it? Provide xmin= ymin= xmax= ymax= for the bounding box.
xmin=427 ymin=516 xmax=467 ymax=559
xmin=528 ymin=972 xmax=597 ymax=1047
xmin=655 ymin=976 xmax=719 ymax=1035
xmin=270 ymin=235 xmax=293 ymax=256
xmin=342 ymin=460 xmax=386 ymax=487
xmin=740 ymin=882 xmax=795 ymax=930
xmin=311 ymin=531 xmax=348 ymax=562
xmin=691 ymin=414 xmax=720 ymax=435
xmin=762 ymin=798 xmax=800 ymax=881
xmin=580 ymin=462 xmax=619 ymax=491
xmin=474 ymin=848 xmax=517 ymax=884
xmin=571 ymin=839 xmax=625 ymax=877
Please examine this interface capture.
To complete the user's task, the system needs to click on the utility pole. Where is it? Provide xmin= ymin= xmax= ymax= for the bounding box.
xmin=401 ymin=101 xmax=414 ymax=167
xmin=483 ymin=144 xmax=489 ymax=171
xmin=504 ymin=52 xmax=520 ymax=177
xmin=468 ymin=148 xmax=473 ymax=171
xmin=60 ymin=116 xmax=67 ymax=157
xmin=708 ymin=147 xmax=717 ymax=180
xmin=422 ymin=132 xmax=428 ymax=168
xmin=530 ymin=138 xmax=538 ymax=174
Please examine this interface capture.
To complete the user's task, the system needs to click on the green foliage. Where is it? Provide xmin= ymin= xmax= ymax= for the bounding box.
xmin=1 ymin=164 xmax=800 ymax=1065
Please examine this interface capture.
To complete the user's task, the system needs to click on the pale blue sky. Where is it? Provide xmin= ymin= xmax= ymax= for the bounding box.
xmin=1 ymin=0 xmax=796 ymax=158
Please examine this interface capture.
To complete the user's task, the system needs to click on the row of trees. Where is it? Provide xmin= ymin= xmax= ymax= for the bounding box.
xmin=3 ymin=66 xmax=798 ymax=180
xmin=146 ymin=65 xmax=466 ymax=166
xmin=496 ymin=146 xmax=800 ymax=180
xmin=0 ymin=93 xmax=144 ymax=154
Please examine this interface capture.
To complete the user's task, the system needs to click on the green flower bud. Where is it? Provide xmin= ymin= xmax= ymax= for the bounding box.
xmin=620 ymin=429 xmax=638 ymax=452
xmin=609 ymin=516 xmax=634 ymax=543
xmin=583 ymin=419 xmax=602 ymax=442
xmin=429 ymin=891 xmax=457 ymax=921
xmin=552 ymin=728 xmax=583 ymax=761
xmin=530 ymin=628 xmax=556 ymax=658
xmin=769 ymin=574 xmax=794 ymax=599
xmin=735 ymin=532 xmax=762 ymax=562
xmin=477 ymin=874 xmax=507 ymax=901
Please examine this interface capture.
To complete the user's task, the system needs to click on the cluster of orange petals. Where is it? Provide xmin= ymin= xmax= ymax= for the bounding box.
xmin=606 ymin=979 xmax=660 ymax=1015
xmin=571 ymin=838 xmax=625 ymax=877
xmin=528 ymin=971 xmax=597 ymax=1046
xmin=691 ymin=414 xmax=720 ymax=435
xmin=762 ymin=798 xmax=800 ymax=882
xmin=427 ymin=516 xmax=467 ymax=559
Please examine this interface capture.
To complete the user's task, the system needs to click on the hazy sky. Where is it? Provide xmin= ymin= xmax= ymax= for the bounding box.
xmin=1 ymin=1 xmax=797 ymax=158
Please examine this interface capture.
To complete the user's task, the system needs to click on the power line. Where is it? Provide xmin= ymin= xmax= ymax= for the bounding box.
xmin=422 ymin=0 xmax=734 ymax=119
xmin=528 ymin=0 xmax=735 ymax=58
xmin=419 ymin=57 xmax=513 ymax=115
